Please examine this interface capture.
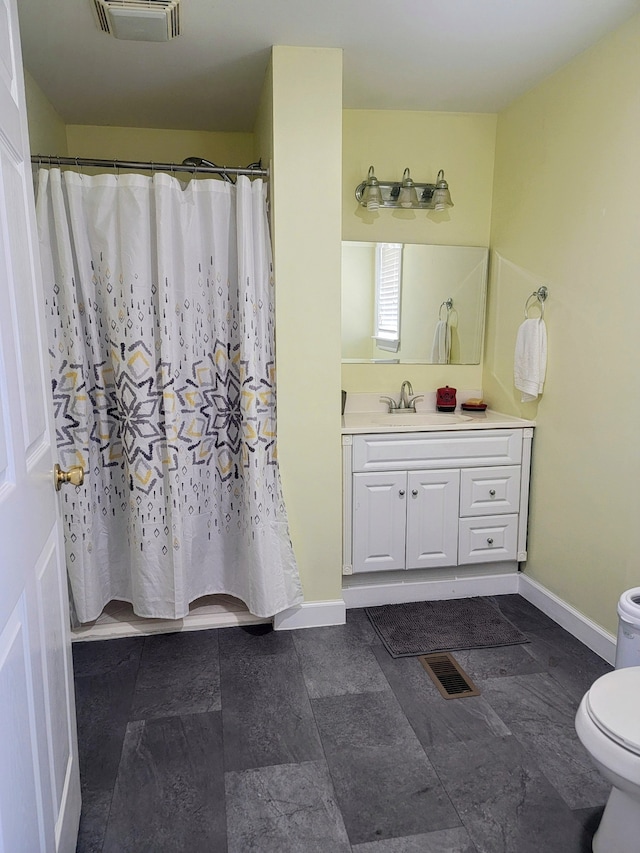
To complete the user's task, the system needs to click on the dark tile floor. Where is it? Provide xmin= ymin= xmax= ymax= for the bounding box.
xmin=73 ymin=594 xmax=612 ymax=853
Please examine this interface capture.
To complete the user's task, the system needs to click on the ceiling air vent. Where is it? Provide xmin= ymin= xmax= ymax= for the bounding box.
xmin=92 ymin=0 xmax=181 ymax=42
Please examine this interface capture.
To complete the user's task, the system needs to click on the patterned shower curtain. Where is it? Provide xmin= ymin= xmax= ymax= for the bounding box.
xmin=35 ymin=168 xmax=303 ymax=622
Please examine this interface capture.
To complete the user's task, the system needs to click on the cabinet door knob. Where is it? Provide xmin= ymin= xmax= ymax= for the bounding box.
xmin=399 ymin=489 xmax=405 ymax=497
xmin=411 ymin=489 xmax=418 ymax=497
xmin=489 ymin=489 xmax=496 ymax=497
xmin=487 ymin=537 xmax=494 ymax=545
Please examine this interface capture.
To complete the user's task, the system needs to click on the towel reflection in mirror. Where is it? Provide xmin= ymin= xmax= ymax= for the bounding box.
xmin=431 ymin=297 xmax=454 ymax=363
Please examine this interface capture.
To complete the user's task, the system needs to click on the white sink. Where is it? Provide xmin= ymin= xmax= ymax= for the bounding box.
xmin=373 ymin=412 xmax=473 ymax=426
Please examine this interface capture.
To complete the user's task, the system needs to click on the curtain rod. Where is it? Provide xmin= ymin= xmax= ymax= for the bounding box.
xmin=30 ymin=155 xmax=269 ymax=178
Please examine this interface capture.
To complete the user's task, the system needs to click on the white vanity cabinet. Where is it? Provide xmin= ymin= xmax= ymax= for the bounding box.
xmin=343 ymin=427 xmax=533 ymax=576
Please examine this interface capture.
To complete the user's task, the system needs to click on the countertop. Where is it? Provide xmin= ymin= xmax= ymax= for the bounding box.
xmin=341 ymin=409 xmax=535 ymax=435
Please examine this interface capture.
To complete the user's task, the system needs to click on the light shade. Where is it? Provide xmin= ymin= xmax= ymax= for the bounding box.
xmin=361 ymin=166 xmax=383 ymax=210
xmin=431 ymin=170 xmax=454 ymax=210
xmin=398 ymin=168 xmax=418 ymax=208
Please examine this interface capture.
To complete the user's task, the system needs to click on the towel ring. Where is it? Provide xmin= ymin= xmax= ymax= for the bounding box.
xmin=439 ymin=297 xmax=453 ymax=321
xmin=524 ymin=286 xmax=548 ymax=320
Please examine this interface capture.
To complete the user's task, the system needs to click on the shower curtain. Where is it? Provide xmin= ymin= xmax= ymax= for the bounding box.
xmin=36 ymin=167 xmax=303 ymax=622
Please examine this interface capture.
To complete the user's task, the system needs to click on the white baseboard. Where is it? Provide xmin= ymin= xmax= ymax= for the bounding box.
xmin=342 ymin=573 xmax=520 ymax=610
xmin=518 ymin=574 xmax=616 ymax=665
xmin=70 ymin=573 xmax=617 ymax=663
xmin=273 ymin=599 xmax=346 ymax=631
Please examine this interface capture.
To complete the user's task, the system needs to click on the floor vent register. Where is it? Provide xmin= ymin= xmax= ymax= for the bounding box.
xmin=418 ymin=652 xmax=480 ymax=699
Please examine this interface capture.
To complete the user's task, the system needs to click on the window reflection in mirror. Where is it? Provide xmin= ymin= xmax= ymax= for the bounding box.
xmin=373 ymin=243 xmax=402 ymax=353
xmin=341 ymin=242 xmax=488 ymax=365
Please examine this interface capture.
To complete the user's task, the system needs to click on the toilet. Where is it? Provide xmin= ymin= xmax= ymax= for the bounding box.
xmin=575 ymin=666 xmax=640 ymax=852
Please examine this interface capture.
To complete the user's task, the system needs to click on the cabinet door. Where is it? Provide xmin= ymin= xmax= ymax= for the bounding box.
xmin=406 ymin=469 xmax=460 ymax=569
xmin=353 ymin=472 xmax=407 ymax=573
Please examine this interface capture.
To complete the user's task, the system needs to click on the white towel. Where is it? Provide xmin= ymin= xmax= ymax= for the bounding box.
xmin=430 ymin=320 xmax=450 ymax=364
xmin=514 ymin=318 xmax=547 ymax=402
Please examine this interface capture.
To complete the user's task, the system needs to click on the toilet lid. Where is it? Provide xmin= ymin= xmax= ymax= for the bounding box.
xmin=586 ymin=667 xmax=640 ymax=755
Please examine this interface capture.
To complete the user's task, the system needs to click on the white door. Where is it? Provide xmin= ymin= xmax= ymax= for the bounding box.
xmin=0 ymin=0 xmax=81 ymax=850
xmin=406 ymin=469 xmax=459 ymax=569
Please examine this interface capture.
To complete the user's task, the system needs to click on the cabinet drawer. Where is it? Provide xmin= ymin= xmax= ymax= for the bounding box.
xmin=459 ymin=466 xmax=521 ymax=517
xmin=458 ymin=515 xmax=518 ymax=564
xmin=352 ymin=430 xmax=523 ymax=473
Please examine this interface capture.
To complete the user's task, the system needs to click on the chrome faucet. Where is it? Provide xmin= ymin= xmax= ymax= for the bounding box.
xmin=380 ymin=381 xmax=424 ymax=414
xmin=399 ymin=380 xmax=413 ymax=409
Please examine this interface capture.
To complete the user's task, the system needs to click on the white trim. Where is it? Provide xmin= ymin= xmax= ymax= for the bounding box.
xmin=55 ymin=752 xmax=81 ymax=852
xmin=518 ymin=574 xmax=616 ymax=665
xmin=517 ymin=429 xmax=533 ymax=559
xmin=71 ymin=608 xmax=268 ymax=642
xmin=342 ymin=436 xmax=353 ymax=574
xmin=273 ymin=599 xmax=347 ymax=631
xmin=342 ymin=572 xmax=519 ymax=609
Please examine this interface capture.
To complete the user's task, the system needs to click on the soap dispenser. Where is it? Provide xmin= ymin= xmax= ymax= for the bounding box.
xmin=436 ymin=385 xmax=457 ymax=413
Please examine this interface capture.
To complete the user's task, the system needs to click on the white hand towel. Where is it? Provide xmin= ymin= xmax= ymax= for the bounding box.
xmin=514 ymin=318 xmax=547 ymax=402
xmin=430 ymin=320 xmax=450 ymax=364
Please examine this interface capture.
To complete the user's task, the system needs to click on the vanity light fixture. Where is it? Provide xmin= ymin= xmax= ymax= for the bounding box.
xmin=355 ymin=166 xmax=454 ymax=211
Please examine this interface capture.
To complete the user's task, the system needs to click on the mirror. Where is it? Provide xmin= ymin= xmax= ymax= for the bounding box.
xmin=341 ymin=242 xmax=488 ymax=364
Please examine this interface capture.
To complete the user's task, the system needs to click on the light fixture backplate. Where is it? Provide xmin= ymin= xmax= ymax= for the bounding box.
xmin=355 ymin=180 xmax=437 ymax=209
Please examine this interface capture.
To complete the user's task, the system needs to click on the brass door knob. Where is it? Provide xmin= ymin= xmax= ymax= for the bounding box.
xmin=54 ymin=463 xmax=85 ymax=491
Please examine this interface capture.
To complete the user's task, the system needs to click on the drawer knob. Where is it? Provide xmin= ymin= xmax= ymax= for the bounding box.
xmin=487 ymin=537 xmax=494 ymax=545
xmin=399 ymin=489 xmax=405 ymax=497
xmin=489 ymin=489 xmax=496 ymax=497
xmin=412 ymin=489 xmax=418 ymax=497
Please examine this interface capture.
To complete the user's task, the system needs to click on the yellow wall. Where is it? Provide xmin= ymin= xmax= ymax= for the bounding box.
xmin=270 ymin=46 xmax=344 ymax=605
xmin=486 ymin=12 xmax=640 ymax=633
xmin=24 ymin=70 xmax=68 ymax=156
xmin=254 ymin=57 xmax=273 ymax=170
xmin=341 ymin=242 xmax=376 ymax=359
xmin=341 ymin=109 xmax=497 ymax=394
xmin=24 ymin=73 xmax=256 ymax=169
xmin=66 ymin=124 xmax=256 ymax=167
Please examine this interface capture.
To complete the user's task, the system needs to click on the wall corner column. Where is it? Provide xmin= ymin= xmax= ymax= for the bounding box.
xmin=270 ymin=46 xmax=344 ymax=606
